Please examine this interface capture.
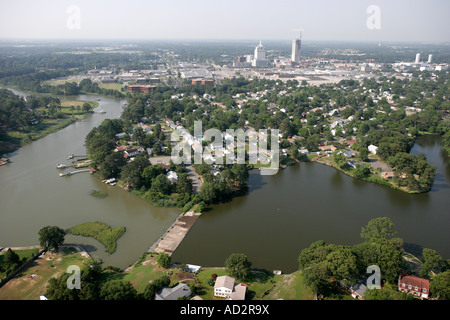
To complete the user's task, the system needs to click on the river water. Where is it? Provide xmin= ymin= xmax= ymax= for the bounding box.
xmin=0 ymin=90 xmax=180 ymax=269
xmin=1 ymin=89 xmax=449 ymax=274
xmin=171 ymin=134 xmax=450 ymax=273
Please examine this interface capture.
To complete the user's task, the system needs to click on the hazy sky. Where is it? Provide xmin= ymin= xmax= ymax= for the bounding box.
xmin=0 ymin=0 xmax=449 ymax=42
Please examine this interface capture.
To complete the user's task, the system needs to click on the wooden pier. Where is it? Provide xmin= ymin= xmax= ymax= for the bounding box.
xmin=67 ymin=154 xmax=87 ymax=160
xmin=147 ymin=211 xmax=202 ymax=256
xmin=59 ymin=169 xmax=90 ymax=177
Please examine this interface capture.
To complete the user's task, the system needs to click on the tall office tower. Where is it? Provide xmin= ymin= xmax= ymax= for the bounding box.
xmin=415 ymin=53 xmax=421 ymax=64
xmin=254 ymin=41 xmax=266 ymax=60
xmin=428 ymin=54 xmax=433 ymax=64
xmin=291 ymin=32 xmax=302 ymax=62
xmin=252 ymin=41 xmax=269 ymax=67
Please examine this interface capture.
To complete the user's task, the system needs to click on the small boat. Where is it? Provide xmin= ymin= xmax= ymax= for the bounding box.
xmin=56 ymin=164 xmax=67 ymax=169
xmin=105 ymin=178 xmax=117 ymax=184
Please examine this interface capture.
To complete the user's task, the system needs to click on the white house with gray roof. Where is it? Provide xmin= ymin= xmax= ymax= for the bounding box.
xmin=214 ymin=276 xmax=247 ymax=300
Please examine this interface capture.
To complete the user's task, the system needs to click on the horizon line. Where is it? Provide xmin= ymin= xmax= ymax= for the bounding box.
xmin=0 ymin=38 xmax=449 ymax=46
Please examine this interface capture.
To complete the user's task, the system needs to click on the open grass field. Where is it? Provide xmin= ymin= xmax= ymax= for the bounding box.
xmin=263 ymin=270 xmax=314 ymax=300
xmin=42 ymin=78 xmax=83 ymax=86
xmin=0 ymin=248 xmax=87 ymax=300
xmin=98 ymin=83 xmax=124 ymax=91
xmin=102 ymin=253 xmax=197 ymax=293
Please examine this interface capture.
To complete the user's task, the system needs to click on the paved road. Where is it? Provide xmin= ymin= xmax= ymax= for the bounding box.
xmin=186 ymin=165 xmax=202 ymax=194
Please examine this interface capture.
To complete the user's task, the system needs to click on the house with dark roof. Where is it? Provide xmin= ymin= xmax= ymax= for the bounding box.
xmin=398 ymin=275 xmax=430 ymax=299
xmin=154 ymin=283 xmax=192 ymax=300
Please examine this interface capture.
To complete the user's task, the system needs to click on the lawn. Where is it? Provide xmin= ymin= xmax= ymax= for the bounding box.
xmin=98 ymin=83 xmax=124 ymax=91
xmin=0 ymin=248 xmax=87 ymax=300
xmin=107 ymin=253 xmax=197 ymax=293
xmin=42 ymin=78 xmax=83 ymax=86
xmin=195 ymin=268 xmax=315 ymax=300
xmin=263 ymin=270 xmax=314 ymax=300
xmin=68 ymin=222 xmax=126 ymax=254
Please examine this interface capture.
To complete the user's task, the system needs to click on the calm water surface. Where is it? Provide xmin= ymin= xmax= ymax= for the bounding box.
xmin=1 ymin=88 xmax=449 ymax=273
xmin=172 ymin=134 xmax=450 ymax=273
xmin=0 ymin=90 xmax=180 ymax=269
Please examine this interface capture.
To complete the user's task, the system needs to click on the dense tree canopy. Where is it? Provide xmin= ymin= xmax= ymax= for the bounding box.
xmin=38 ymin=226 xmax=66 ymax=251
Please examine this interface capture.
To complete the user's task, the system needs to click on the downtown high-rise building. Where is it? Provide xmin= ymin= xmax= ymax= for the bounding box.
xmin=291 ymin=32 xmax=302 ymax=63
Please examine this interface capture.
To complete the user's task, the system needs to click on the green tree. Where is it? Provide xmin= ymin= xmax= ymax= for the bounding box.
xmin=420 ymin=248 xmax=442 ymax=278
xmin=38 ymin=226 xmax=66 ymax=251
xmin=82 ymin=102 xmax=91 ymax=113
xmin=176 ymin=173 xmax=193 ymax=194
xmin=46 ymin=273 xmax=80 ymax=300
xmin=156 ymin=253 xmax=171 ymax=268
xmin=1 ymin=249 xmax=21 ymax=273
xmin=100 ymin=280 xmax=138 ymax=300
xmin=46 ymin=259 xmax=102 ymax=300
xmin=302 ymin=261 xmax=329 ymax=294
xmin=363 ymin=288 xmax=413 ymax=300
xmin=143 ymin=275 xmax=170 ymax=300
xmin=153 ymin=142 xmax=163 ymax=155
xmin=325 ymin=247 xmax=358 ymax=283
xmin=98 ymin=151 xmax=127 ymax=179
xmin=151 ymin=174 xmax=171 ymax=195
xmin=332 ymin=150 xmax=347 ymax=168
xmin=360 ymin=217 xmax=397 ymax=242
xmin=120 ymin=153 xmax=150 ymax=189
xmin=225 ymin=253 xmax=252 ymax=281
xmin=430 ymin=270 xmax=450 ymax=300
xmin=358 ymin=148 xmax=369 ymax=162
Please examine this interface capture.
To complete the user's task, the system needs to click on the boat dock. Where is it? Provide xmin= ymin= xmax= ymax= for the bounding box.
xmin=59 ymin=169 xmax=90 ymax=177
xmin=147 ymin=210 xmax=202 ymax=256
xmin=67 ymin=154 xmax=87 ymax=160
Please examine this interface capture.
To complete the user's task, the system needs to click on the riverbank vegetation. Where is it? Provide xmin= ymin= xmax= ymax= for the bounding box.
xmin=297 ymin=217 xmax=450 ymax=300
xmin=68 ymin=222 xmax=126 ymax=254
xmin=0 ymin=88 xmax=98 ymax=154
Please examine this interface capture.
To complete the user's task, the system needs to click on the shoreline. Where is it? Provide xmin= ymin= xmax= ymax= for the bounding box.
xmin=0 ymin=87 xmax=98 ymax=156
xmin=147 ymin=210 xmax=202 ymax=256
xmin=312 ymin=156 xmax=429 ymax=194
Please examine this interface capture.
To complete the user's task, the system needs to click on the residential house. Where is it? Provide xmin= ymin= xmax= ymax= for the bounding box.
xmin=115 ymin=132 xmax=127 ymax=140
xmin=166 ymin=171 xmax=178 ymax=184
xmin=368 ymin=144 xmax=378 ymax=155
xmin=381 ymin=171 xmax=395 ymax=179
xmin=319 ymin=145 xmax=337 ymax=152
xmin=343 ymin=278 xmax=368 ymax=300
xmin=124 ymin=147 xmax=144 ymax=159
xmin=154 ymin=283 xmax=192 ymax=300
xmin=398 ymin=275 xmax=430 ymax=299
xmin=214 ymin=276 xmax=247 ymax=300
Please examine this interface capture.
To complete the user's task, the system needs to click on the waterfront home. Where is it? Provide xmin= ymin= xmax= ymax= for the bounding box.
xmin=166 ymin=171 xmax=178 ymax=184
xmin=319 ymin=145 xmax=337 ymax=152
xmin=124 ymin=147 xmax=144 ymax=158
xmin=368 ymin=144 xmax=378 ymax=155
xmin=398 ymin=275 xmax=430 ymax=299
xmin=154 ymin=283 xmax=192 ymax=300
xmin=381 ymin=171 xmax=395 ymax=179
xmin=214 ymin=276 xmax=247 ymax=300
xmin=343 ymin=278 xmax=368 ymax=300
